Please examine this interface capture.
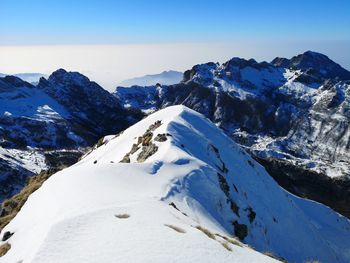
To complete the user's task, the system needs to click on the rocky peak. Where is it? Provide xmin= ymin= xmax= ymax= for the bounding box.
xmin=0 ymin=75 xmax=33 ymax=90
xmin=183 ymin=58 xmax=274 ymax=84
xmin=223 ymin=57 xmax=271 ymax=71
xmin=38 ymin=69 xmax=121 ymax=110
xmin=182 ymin=56 xmax=285 ymax=95
xmin=183 ymin=62 xmax=218 ymax=83
xmin=46 ymin=68 xmax=90 ymax=87
xmin=270 ymin=57 xmax=290 ymax=68
xmin=290 ymin=51 xmax=338 ymax=70
xmin=272 ymin=51 xmax=350 ymax=80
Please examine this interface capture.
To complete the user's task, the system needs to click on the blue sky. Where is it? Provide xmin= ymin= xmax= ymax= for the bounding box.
xmin=1 ymin=0 xmax=350 ymax=45
xmin=1 ymin=0 xmax=350 ymax=90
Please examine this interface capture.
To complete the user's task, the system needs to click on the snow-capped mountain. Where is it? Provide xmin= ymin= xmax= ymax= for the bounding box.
xmin=0 ymin=73 xmax=47 ymax=85
xmin=1 ymin=105 xmax=349 ymax=263
xmin=117 ymin=70 xmax=183 ymax=87
xmin=0 ymin=70 xmax=143 ymax=202
xmin=114 ymin=51 xmax=350 ymax=218
xmin=271 ymin=51 xmax=350 ymax=80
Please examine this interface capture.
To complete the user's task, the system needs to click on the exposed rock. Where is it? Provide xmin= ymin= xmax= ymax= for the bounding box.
xmin=210 ymin=144 xmax=229 ymax=174
xmin=141 ymin=132 xmax=153 ymax=146
xmin=119 ymin=121 xmax=163 ymax=163
xmin=232 ymin=221 xmax=248 ymax=240
xmin=0 ymin=242 xmax=10 ymax=257
xmin=246 ymin=207 xmax=256 ymax=223
xmin=2 ymin=231 xmax=13 ymax=241
xmin=146 ymin=120 xmax=162 ymax=133
xmin=137 ymin=144 xmax=158 ymax=163
xmin=130 ymin=144 xmax=140 ymax=154
xmin=154 ymin=133 xmax=168 ymax=142
xmin=217 ymin=173 xmax=230 ymax=196
xmin=120 ymin=155 xmax=130 ymax=163
xmin=169 ymin=202 xmax=179 ymax=211
xmin=95 ymin=137 xmax=105 ymax=148
xmin=230 ymin=200 xmax=240 ymax=216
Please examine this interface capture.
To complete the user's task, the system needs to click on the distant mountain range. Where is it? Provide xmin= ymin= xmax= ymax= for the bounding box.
xmin=0 ymin=73 xmax=47 ymax=85
xmin=117 ymin=70 xmax=183 ymax=87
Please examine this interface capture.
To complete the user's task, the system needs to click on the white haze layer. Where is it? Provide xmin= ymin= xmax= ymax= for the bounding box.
xmin=0 ymin=41 xmax=349 ymax=91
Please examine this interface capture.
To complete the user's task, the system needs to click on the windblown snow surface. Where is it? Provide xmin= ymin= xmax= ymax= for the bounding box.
xmin=1 ymin=106 xmax=350 ymax=263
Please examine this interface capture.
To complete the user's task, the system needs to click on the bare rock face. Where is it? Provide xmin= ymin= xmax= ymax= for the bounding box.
xmin=141 ymin=132 xmax=153 ymax=146
xmin=120 ymin=155 xmax=130 ymax=163
xmin=120 ymin=121 xmax=162 ymax=163
xmin=154 ymin=133 xmax=168 ymax=142
xmin=137 ymin=143 xmax=158 ymax=163
xmin=1 ymin=231 xmax=13 ymax=242
xmin=286 ymin=81 xmax=350 ymax=165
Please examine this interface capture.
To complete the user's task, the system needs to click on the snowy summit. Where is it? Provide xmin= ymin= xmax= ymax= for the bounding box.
xmin=1 ymin=105 xmax=350 ymax=263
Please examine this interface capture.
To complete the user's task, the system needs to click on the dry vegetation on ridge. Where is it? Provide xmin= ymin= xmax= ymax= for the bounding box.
xmin=0 ymin=169 xmax=57 ymax=232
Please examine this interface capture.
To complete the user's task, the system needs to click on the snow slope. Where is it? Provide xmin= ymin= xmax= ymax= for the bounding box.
xmin=0 ymin=86 xmax=69 ymax=120
xmin=1 ymin=106 xmax=350 ymax=263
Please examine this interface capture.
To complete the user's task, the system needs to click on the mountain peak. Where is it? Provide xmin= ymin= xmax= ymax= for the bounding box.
xmin=291 ymin=50 xmax=334 ymax=67
xmin=303 ymin=50 xmax=327 ymax=57
xmin=223 ymin=57 xmax=271 ymax=70
xmin=0 ymin=75 xmax=32 ymax=88
xmin=271 ymin=51 xmax=350 ymax=80
xmin=46 ymin=68 xmax=91 ymax=86
xmin=52 ymin=68 xmax=68 ymax=75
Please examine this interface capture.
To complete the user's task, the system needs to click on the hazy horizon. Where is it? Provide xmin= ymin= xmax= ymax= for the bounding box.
xmin=1 ymin=41 xmax=350 ymax=91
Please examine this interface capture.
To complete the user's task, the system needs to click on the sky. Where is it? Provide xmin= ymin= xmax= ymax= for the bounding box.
xmin=0 ymin=0 xmax=350 ymax=91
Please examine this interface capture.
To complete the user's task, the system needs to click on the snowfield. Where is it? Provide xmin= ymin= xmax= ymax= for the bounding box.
xmin=1 ymin=105 xmax=350 ymax=263
xmin=0 ymin=147 xmax=47 ymax=174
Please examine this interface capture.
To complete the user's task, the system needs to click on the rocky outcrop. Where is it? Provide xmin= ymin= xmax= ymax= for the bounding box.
xmin=120 ymin=121 xmax=162 ymax=163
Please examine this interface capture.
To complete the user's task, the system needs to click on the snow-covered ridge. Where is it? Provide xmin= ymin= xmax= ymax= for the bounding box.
xmin=2 ymin=105 xmax=350 ymax=263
